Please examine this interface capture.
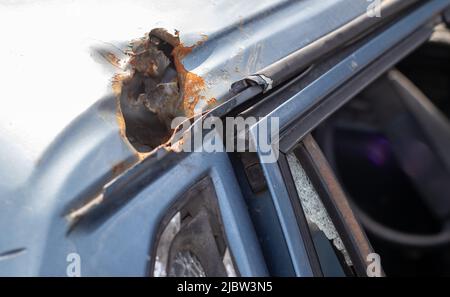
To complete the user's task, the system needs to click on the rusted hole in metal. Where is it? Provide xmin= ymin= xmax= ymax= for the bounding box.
xmin=113 ymin=28 xmax=208 ymax=153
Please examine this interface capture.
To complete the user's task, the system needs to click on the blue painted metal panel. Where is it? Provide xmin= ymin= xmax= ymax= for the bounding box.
xmin=1 ymin=0 xmax=448 ymax=276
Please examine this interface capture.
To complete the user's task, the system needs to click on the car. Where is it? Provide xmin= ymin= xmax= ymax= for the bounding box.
xmin=1 ymin=0 xmax=449 ymax=277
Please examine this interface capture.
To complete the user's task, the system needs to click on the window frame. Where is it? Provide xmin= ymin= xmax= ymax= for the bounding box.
xmin=246 ymin=0 xmax=448 ymax=276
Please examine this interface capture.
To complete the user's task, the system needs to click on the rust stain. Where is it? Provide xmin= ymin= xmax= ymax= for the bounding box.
xmin=207 ymin=97 xmax=217 ymax=105
xmin=112 ymin=72 xmax=131 ymax=140
xmin=111 ymin=73 xmax=128 ymax=97
xmin=182 ymin=72 xmax=206 ymax=117
xmin=102 ymin=52 xmax=122 ymax=69
xmin=115 ymin=95 xmax=127 ymax=139
xmin=111 ymin=159 xmax=133 ymax=178
xmin=172 ymin=34 xmax=208 ymax=117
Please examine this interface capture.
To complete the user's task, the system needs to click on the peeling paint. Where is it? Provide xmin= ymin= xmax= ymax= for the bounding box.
xmin=66 ymin=193 xmax=104 ymax=224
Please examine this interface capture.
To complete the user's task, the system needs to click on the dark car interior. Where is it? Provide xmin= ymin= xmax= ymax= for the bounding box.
xmin=314 ymin=24 xmax=450 ymax=276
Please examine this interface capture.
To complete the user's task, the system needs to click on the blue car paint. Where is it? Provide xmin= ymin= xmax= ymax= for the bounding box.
xmin=1 ymin=0 xmax=448 ymax=276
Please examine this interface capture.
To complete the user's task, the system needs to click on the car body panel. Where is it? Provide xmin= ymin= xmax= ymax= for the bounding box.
xmin=3 ymin=0 xmax=446 ymax=276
